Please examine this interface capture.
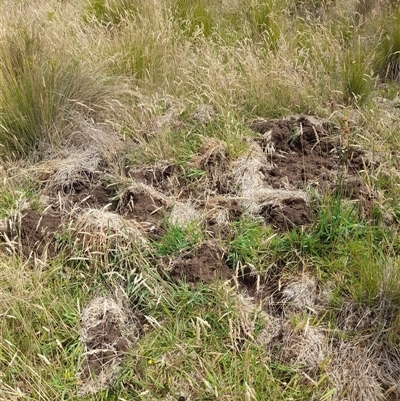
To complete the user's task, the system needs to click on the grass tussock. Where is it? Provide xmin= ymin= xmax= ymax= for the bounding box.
xmin=1 ymin=0 xmax=400 ymax=399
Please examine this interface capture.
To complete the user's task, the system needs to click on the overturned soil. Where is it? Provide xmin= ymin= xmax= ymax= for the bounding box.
xmin=81 ymin=319 xmax=129 ymax=378
xmin=248 ymin=115 xmax=375 ymax=227
xmin=118 ymin=187 xmax=166 ymax=228
xmin=70 ymin=184 xmax=117 ymax=210
xmin=168 ymin=242 xmax=233 ymax=284
xmin=251 ymin=116 xmax=337 ymax=190
xmin=0 ymin=115 xmax=376 ymax=260
xmin=262 ymin=198 xmax=312 ymax=231
xmin=2 ymin=209 xmax=62 ymax=257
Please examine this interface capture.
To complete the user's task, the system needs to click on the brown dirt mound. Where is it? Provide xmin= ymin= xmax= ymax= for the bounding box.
xmin=249 ymin=115 xmax=372 ymax=191
xmin=261 ymin=197 xmax=312 ymax=231
xmin=168 ymin=242 xmax=233 ymax=284
xmin=69 ymin=184 xmax=116 ymax=209
xmin=202 ymin=197 xmax=243 ymax=237
xmin=2 ymin=209 xmax=62 ymax=258
xmin=118 ymin=184 xmax=167 ymax=229
xmin=127 ymin=163 xmax=181 ymax=196
xmin=78 ymin=296 xmax=138 ymax=396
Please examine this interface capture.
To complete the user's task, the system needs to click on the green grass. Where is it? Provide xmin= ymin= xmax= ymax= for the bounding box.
xmin=0 ymin=257 xmax=86 ymax=400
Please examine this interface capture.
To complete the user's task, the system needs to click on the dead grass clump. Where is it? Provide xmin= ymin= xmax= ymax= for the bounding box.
xmin=64 ymin=112 xmax=127 ymax=162
xmin=279 ymin=322 xmax=328 ymax=372
xmin=168 ymin=201 xmax=201 ymax=227
xmin=73 ymin=208 xmax=147 ymax=255
xmin=78 ymin=295 xmax=139 ymax=396
xmin=192 ymin=104 xmax=216 ymax=125
xmin=326 ymin=340 xmax=384 ymax=401
xmin=42 ymin=149 xmax=103 ymax=197
xmin=127 ymin=162 xmax=181 ymax=195
xmin=202 ymin=196 xmax=243 ymax=236
xmin=274 ymin=275 xmax=319 ymax=316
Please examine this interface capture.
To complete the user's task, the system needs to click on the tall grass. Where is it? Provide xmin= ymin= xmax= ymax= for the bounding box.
xmin=0 ymin=29 xmax=117 ymax=159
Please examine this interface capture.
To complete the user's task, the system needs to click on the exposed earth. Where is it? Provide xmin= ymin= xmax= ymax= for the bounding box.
xmin=0 ymin=114 xmax=387 ymax=398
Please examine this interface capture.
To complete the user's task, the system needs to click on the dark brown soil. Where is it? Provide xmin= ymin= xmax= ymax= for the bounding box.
xmin=81 ymin=319 xmax=128 ymax=378
xmin=2 ymin=209 xmax=62 ymax=257
xmin=127 ymin=164 xmax=181 ymax=195
xmin=262 ymin=198 xmax=312 ymax=231
xmin=249 ymin=115 xmax=372 ymax=191
xmin=70 ymin=184 xmax=117 ymax=210
xmin=118 ymin=188 xmax=165 ymax=227
xmin=169 ymin=242 xmax=233 ymax=284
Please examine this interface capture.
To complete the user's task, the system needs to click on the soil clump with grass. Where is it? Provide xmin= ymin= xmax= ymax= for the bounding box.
xmin=168 ymin=241 xmax=232 ymax=284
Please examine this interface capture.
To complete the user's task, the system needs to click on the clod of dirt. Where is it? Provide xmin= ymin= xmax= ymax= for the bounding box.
xmin=232 ymin=141 xmax=311 ymax=230
xmin=261 ymin=197 xmax=312 ymax=231
xmin=202 ymin=196 xmax=243 ymax=237
xmin=78 ymin=296 xmax=139 ymax=396
xmin=250 ymin=115 xmax=338 ymax=190
xmin=127 ymin=163 xmax=181 ymax=196
xmin=191 ymin=138 xmax=231 ymax=194
xmin=2 ymin=209 xmax=62 ymax=258
xmin=69 ymin=184 xmax=115 ymax=209
xmin=168 ymin=242 xmax=233 ymax=284
xmin=118 ymin=183 xmax=168 ymax=230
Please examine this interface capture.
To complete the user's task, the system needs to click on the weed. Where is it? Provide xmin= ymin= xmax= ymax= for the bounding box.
xmin=83 ymin=0 xmax=141 ymax=26
xmin=227 ymin=217 xmax=272 ymax=272
xmin=172 ymin=0 xmax=216 ymax=38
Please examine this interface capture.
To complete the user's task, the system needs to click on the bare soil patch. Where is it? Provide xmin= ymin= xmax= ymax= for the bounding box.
xmin=2 ymin=209 xmax=62 ymax=258
xmin=249 ymin=115 xmax=371 ymax=192
xmin=245 ymin=115 xmax=376 ymax=227
xmin=78 ymin=296 xmax=138 ymax=396
xmin=118 ymin=184 xmax=167 ymax=230
xmin=167 ymin=242 xmax=233 ymax=284
xmin=261 ymin=197 xmax=312 ymax=231
xmin=70 ymin=184 xmax=116 ymax=210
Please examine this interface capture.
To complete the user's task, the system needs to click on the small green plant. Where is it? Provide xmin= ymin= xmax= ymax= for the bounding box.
xmin=227 ymin=217 xmax=271 ymax=270
xmin=172 ymin=0 xmax=216 ymax=38
xmin=313 ymin=195 xmax=364 ymax=246
xmin=245 ymin=0 xmax=280 ymax=49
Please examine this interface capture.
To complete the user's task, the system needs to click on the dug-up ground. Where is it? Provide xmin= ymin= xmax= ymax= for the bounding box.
xmin=1 ymin=109 xmax=399 ymax=400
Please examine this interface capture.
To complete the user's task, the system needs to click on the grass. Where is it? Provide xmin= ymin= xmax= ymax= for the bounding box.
xmin=1 ymin=0 xmax=400 ymax=400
